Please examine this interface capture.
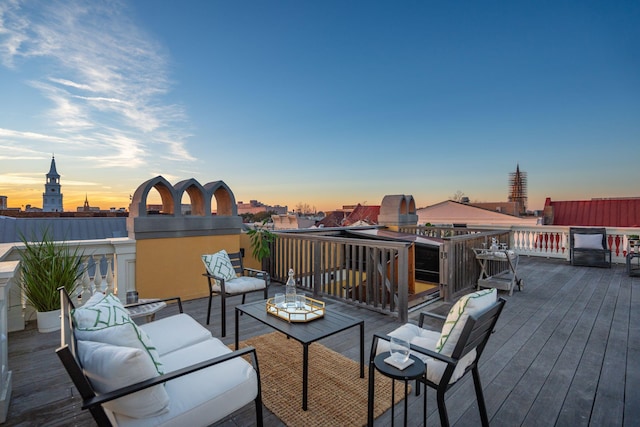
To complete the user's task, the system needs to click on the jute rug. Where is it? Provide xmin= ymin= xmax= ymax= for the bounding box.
xmin=236 ymin=332 xmax=410 ymax=427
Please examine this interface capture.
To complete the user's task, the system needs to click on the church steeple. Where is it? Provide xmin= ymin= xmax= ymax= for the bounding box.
xmin=43 ymin=155 xmax=63 ymax=212
xmin=47 ymin=155 xmax=60 ymax=180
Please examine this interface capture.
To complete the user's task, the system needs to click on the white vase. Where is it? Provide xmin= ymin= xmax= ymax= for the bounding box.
xmin=36 ymin=309 xmax=61 ymax=333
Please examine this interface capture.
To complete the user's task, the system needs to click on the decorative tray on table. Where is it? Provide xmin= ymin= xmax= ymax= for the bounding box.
xmin=266 ymin=296 xmax=325 ymax=323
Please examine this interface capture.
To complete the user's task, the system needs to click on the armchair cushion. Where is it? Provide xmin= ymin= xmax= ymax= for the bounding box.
xmin=201 ymin=250 xmax=237 ymax=281
xmin=380 ymin=326 xmax=475 ymax=384
xmin=77 ymin=340 xmax=170 ymax=419
xmin=436 ymin=288 xmax=497 ymax=356
xmin=210 ymin=275 xmax=266 ymax=294
xmin=573 ymin=233 xmax=604 ymax=250
xmin=72 ymin=293 xmax=164 ymax=375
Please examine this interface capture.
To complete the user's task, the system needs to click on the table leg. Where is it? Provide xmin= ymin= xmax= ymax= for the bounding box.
xmin=303 ymin=343 xmax=309 ymax=410
xmin=391 ymin=378 xmax=395 ymax=427
xmin=234 ymin=309 xmax=239 ymax=350
xmin=367 ymin=364 xmax=375 ymax=426
xmin=360 ymin=321 xmax=365 ymax=378
xmin=404 ymin=380 xmax=408 ymax=427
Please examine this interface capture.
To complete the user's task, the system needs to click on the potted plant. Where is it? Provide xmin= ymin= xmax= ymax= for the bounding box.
xmin=629 ymin=234 xmax=640 ymax=252
xmin=18 ymin=230 xmax=86 ymax=333
xmin=247 ymin=219 xmax=277 ymax=272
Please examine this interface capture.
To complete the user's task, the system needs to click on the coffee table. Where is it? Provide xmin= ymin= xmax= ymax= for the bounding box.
xmin=235 ymin=299 xmax=364 ymax=410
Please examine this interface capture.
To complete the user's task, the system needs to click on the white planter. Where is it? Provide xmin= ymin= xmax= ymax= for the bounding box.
xmin=36 ymin=309 xmax=61 ymax=333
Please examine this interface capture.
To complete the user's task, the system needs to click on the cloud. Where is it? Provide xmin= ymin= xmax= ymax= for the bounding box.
xmin=0 ymin=0 xmax=194 ymax=167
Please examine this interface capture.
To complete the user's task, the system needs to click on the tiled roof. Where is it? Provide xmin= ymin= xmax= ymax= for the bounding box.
xmin=0 ymin=216 xmax=128 ymax=243
xmin=343 ymin=205 xmax=380 ymax=226
xmin=544 ymin=197 xmax=640 ymax=227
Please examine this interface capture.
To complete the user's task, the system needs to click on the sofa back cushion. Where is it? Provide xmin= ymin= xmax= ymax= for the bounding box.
xmin=436 ymin=288 xmax=497 ymax=357
xmin=72 ymin=293 xmax=164 ymax=375
xmin=573 ymin=233 xmax=604 ymax=250
xmin=77 ymin=340 xmax=170 ymax=419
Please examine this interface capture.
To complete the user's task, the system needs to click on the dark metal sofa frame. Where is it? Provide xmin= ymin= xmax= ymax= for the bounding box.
xmin=569 ymin=227 xmax=612 ymax=268
xmin=55 ymin=288 xmax=264 ymax=427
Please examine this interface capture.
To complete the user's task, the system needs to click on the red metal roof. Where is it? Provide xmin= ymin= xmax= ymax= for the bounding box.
xmin=544 ymin=197 xmax=640 ymax=227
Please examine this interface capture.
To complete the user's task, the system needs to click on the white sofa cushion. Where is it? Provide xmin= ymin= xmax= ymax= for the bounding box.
xmin=140 ymin=313 xmax=212 ymax=357
xmin=574 ymin=233 xmax=604 ymax=250
xmin=72 ymin=293 xmax=164 ymax=374
xmin=379 ymin=325 xmax=475 ymax=384
xmin=211 ymin=275 xmax=266 ymax=294
xmin=110 ymin=338 xmax=258 ymax=427
xmin=77 ymin=340 xmax=170 ymax=419
xmin=201 ymin=250 xmax=237 ymax=281
xmin=436 ymin=288 xmax=497 ymax=356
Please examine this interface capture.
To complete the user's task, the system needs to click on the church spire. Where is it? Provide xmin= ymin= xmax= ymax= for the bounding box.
xmin=48 ymin=155 xmax=60 ymax=178
xmin=43 ymin=155 xmax=63 ymax=212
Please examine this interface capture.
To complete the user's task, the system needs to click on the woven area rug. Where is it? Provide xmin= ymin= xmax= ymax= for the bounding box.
xmin=236 ymin=332 xmax=410 ymax=427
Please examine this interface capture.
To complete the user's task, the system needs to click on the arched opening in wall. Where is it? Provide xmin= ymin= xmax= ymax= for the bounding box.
xmin=408 ymin=197 xmax=416 ymax=214
xmin=211 ymin=196 xmax=218 ymax=215
xmin=400 ymin=198 xmax=407 ymax=214
xmin=213 ymin=187 xmax=232 ymax=216
xmin=146 ymin=185 xmax=174 ymax=215
xmin=179 ymin=184 xmax=206 ymax=216
xmin=180 ymin=192 xmax=192 ymax=215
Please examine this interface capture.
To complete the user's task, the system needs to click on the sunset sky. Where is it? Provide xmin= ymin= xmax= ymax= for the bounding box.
xmin=0 ymin=0 xmax=638 ymax=213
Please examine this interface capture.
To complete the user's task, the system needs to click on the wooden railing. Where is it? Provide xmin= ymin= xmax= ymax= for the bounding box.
xmin=268 ymin=230 xmax=413 ymax=322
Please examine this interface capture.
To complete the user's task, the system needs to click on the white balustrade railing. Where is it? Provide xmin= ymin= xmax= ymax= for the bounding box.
xmin=0 ymin=238 xmax=136 ymax=332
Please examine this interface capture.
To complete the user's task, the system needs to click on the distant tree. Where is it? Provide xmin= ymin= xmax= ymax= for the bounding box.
xmin=451 ymin=190 xmax=466 ymax=202
xmin=253 ymin=211 xmax=274 ymax=223
xmin=295 ymin=203 xmax=315 ymax=216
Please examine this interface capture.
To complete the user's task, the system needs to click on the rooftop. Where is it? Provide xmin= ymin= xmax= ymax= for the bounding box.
xmin=5 ymin=256 xmax=639 ymax=426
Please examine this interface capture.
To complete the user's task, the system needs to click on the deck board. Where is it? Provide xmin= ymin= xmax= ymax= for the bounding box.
xmin=4 ymin=256 xmax=640 ymax=426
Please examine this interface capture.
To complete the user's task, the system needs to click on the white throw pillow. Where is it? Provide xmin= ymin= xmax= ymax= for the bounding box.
xmin=72 ymin=293 xmax=164 ymax=374
xmin=436 ymin=288 xmax=497 ymax=356
xmin=77 ymin=340 xmax=170 ymax=418
xmin=201 ymin=250 xmax=237 ymax=281
xmin=573 ymin=233 xmax=604 ymax=250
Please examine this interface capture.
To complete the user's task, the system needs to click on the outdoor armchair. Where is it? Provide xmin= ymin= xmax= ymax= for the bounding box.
xmin=202 ymin=249 xmax=269 ymax=337
xmin=371 ymin=288 xmax=506 ymax=427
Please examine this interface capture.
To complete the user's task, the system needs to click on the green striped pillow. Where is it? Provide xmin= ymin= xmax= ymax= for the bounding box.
xmin=436 ymin=288 xmax=497 ymax=356
xmin=72 ymin=293 xmax=164 ymax=375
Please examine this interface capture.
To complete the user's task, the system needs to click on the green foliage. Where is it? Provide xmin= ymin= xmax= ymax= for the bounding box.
xmin=18 ymin=230 xmax=86 ymax=312
xmin=247 ymin=219 xmax=277 ymax=262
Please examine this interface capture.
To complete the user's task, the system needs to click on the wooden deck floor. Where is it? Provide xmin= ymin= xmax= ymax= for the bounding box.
xmin=5 ymin=256 xmax=639 ymax=426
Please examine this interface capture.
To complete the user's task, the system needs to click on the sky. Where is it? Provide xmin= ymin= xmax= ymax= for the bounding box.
xmin=0 ymin=0 xmax=638 ymax=213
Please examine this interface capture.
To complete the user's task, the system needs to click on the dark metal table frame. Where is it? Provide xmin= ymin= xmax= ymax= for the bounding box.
xmin=367 ymin=352 xmax=426 ymax=427
xmin=235 ymin=299 xmax=365 ymax=410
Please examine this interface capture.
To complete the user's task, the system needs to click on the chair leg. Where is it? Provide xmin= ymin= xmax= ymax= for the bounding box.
xmin=220 ymin=294 xmax=226 ymax=337
xmin=472 ymin=367 xmax=490 ymax=427
xmin=206 ymin=292 xmax=212 ymax=325
xmin=437 ymin=387 xmax=450 ymax=427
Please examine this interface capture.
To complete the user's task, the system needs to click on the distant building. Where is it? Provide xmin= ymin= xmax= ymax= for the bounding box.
xmin=315 ymin=204 xmax=381 ymax=228
xmin=508 ymin=163 xmax=528 ymax=214
xmin=543 ymin=197 xmax=640 ymax=227
xmin=42 ymin=156 xmax=63 ymax=212
xmin=417 ymin=200 xmax=538 ymax=226
xmin=0 ymin=196 xmax=6 ymax=210
xmin=237 ymin=200 xmax=288 ymax=215
xmin=471 ymin=164 xmax=528 ymax=216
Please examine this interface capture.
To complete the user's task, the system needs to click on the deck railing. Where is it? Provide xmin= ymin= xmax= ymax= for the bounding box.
xmin=267 ymin=230 xmax=413 ymax=322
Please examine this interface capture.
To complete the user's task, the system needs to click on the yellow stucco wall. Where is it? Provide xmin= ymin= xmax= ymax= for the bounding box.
xmin=135 ymin=234 xmax=242 ymax=301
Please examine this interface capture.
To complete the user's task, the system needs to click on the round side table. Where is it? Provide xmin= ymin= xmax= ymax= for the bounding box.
xmin=367 ymin=352 xmax=426 ymax=427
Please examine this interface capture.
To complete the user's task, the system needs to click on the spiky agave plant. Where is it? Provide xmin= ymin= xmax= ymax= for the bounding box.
xmin=18 ymin=230 xmax=85 ymax=312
